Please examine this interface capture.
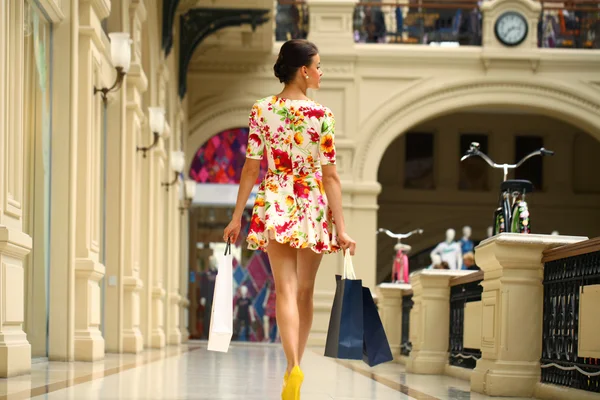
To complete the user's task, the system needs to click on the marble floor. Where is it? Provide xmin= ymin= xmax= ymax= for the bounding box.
xmin=0 ymin=342 xmax=536 ymax=400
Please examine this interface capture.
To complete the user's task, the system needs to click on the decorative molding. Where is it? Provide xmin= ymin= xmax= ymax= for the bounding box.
xmin=162 ymin=0 xmax=181 ymax=57
xmin=178 ymin=8 xmax=270 ymax=98
xmin=357 ymin=79 xmax=600 ymax=181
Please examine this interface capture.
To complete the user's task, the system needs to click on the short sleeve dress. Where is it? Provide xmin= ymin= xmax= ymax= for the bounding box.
xmin=245 ymin=96 xmax=341 ymax=254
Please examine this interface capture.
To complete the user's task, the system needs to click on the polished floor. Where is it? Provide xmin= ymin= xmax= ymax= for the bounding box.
xmin=0 ymin=342 xmax=536 ymax=400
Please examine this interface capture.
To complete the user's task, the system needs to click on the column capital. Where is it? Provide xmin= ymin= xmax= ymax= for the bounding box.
xmin=476 ymin=233 xmax=588 ymax=273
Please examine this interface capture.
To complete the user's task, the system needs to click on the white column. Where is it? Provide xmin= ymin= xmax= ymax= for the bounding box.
xmin=308 ymin=0 xmax=357 ymax=51
xmin=74 ymin=0 xmax=112 ymax=361
xmin=0 ymin=0 xmax=32 ymax=377
xmin=406 ymin=270 xmax=474 ymax=374
xmin=151 ymin=143 xmax=167 ymax=348
xmin=376 ymin=284 xmax=411 ymax=359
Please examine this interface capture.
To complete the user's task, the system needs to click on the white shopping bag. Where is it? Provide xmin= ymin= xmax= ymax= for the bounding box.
xmin=207 ymin=241 xmax=233 ymax=352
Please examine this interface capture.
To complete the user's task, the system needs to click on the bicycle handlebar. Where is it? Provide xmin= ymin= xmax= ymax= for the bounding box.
xmin=377 ymin=228 xmax=424 ymax=240
xmin=461 ymin=142 xmax=554 ymax=170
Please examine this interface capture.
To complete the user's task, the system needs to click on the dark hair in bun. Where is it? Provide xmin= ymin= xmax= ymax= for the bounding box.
xmin=273 ymin=39 xmax=319 ymax=84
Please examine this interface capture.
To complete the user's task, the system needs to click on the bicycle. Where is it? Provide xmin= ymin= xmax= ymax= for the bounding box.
xmin=461 ymin=142 xmax=554 ymax=235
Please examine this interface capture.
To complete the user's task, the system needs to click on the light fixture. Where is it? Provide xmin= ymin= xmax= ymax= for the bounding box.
xmin=162 ymin=150 xmax=185 ymax=191
xmin=137 ymin=107 xmax=165 ymax=158
xmin=94 ymin=33 xmax=132 ymax=103
xmin=179 ymin=179 xmax=197 ymax=215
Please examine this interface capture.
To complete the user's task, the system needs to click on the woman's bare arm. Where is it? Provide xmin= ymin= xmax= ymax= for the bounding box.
xmin=321 ymin=164 xmax=345 ymax=234
xmin=233 ymin=159 xmax=262 ymax=219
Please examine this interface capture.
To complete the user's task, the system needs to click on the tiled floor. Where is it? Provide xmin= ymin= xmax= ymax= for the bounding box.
xmin=0 ymin=342 xmax=536 ymax=400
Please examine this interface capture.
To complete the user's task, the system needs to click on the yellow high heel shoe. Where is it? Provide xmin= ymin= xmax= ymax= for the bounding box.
xmin=282 ymin=366 xmax=304 ymax=400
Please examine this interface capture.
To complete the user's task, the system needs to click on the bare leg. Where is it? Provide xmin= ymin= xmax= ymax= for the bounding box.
xmin=267 ymin=242 xmax=300 ymax=375
xmin=296 ymin=248 xmax=323 ymax=364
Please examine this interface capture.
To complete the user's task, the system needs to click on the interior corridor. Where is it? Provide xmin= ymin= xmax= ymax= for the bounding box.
xmin=0 ymin=342 xmax=535 ymax=400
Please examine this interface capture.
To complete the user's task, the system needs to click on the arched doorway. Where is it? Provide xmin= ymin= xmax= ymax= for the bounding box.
xmin=374 ymin=110 xmax=600 ymax=283
xmin=187 ymin=127 xmax=278 ymax=344
xmin=358 ymin=79 xmax=600 ymax=284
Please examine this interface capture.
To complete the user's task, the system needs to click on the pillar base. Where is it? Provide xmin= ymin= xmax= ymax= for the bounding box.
xmin=471 ymin=359 xmax=540 ymax=397
xmin=0 ymin=338 xmax=31 ymax=378
xmin=74 ymin=330 xmax=105 ymax=361
xmin=406 ymin=349 xmax=448 ymax=374
xmin=123 ymin=329 xmax=144 ymax=353
xmin=151 ymin=330 xmax=166 ymax=349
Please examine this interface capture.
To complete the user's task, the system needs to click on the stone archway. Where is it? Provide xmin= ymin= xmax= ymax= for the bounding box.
xmin=356 ymin=78 xmax=600 ymax=181
xmin=185 ymin=97 xmax=257 ymax=172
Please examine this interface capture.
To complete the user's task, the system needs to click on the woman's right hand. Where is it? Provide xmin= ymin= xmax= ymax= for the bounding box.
xmin=338 ymin=232 xmax=356 ymax=256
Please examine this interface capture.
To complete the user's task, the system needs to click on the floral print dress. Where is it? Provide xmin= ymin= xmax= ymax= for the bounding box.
xmin=246 ymin=96 xmax=341 ymax=254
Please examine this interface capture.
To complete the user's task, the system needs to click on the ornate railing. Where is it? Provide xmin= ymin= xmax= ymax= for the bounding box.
xmin=538 ymin=0 xmax=600 ymax=49
xmin=400 ymin=292 xmax=413 ymax=356
xmin=541 ymin=238 xmax=600 ymax=393
xmin=449 ymin=271 xmax=483 ymax=369
xmin=355 ymin=1 xmax=482 ymax=45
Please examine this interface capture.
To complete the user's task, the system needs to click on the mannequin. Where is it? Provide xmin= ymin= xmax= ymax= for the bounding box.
xmin=430 ymin=229 xmax=462 ymax=271
xmin=200 ymin=255 xmax=218 ymax=339
xmin=392 ymin=242 xmax=411 ymax=283
xmin=427 ymin=253 xmax=443 ymax=269
xmin=263 ymin=279 xmax=278 ymax=343
xmin=460 ymin=226 xmax=474 ymax=269
xmin=234 ymin=285 xmax=255 ymax=342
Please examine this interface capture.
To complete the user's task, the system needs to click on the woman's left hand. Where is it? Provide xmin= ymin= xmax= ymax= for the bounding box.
xmin=223 ymin=219 xmax=241 ymax=244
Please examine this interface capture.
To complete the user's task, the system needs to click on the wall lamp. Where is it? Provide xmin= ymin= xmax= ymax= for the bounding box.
xmin=94 ymin=33 xmax=131 ymax=103
xmin=162 ymin=150 xmax=185 ymax=191
xmin=179 ymin=179 xmax=197 ymax=215
xmin=137 ymin=107 xmax=165 ymax=158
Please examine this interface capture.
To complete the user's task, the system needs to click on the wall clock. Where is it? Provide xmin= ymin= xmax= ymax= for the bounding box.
xmin=494 ymin=11 xmax=528 ymax=47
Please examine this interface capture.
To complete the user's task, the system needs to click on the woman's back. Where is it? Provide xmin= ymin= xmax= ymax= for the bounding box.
xmin=246 ymin=96 xmax=336 ymax=173
xmin=245 ymin=95 xmax=339 ymax=253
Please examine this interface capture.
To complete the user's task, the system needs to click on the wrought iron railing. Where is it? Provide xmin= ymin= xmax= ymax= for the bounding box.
xmin=355 ymin=1 xmax=482 ymax=45
xmin=541 ymin=238 xmax=600 ymax=393
xmin=449 ymin=271 xmax=483 ymax=369
xmin=400 ymin=292 xmax=413 ymax=356
xmin=538 ymin=0 xmax=600 ymax=49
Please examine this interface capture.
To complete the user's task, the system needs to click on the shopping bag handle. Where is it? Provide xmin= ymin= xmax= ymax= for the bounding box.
xmin=224 ymin=239 xmax=231 ymax=256
xmin=343 ymin=249 xmax=357 ymax=280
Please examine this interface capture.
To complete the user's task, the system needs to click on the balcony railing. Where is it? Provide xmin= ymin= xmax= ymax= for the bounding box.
xmin=448 ymin=271 xmax=483 ymax=369
xmin=541 ymin=238 xmax=600 ymax=393
xmin=354 ymin=1 xmax=482 ymax=45
xmin=400 ymin=292 xmax=413 ymax=356
xmin=273 ymin=0 xmax=599 ymax=49
xmin=538 ymin=1 xmax=600 ymax=49
xmin=275 ymin=1 xmax=309 ymax=42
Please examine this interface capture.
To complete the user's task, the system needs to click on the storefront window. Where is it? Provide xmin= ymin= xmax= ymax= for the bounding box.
xmin=404 ymin=132 xmax=435 ymax=189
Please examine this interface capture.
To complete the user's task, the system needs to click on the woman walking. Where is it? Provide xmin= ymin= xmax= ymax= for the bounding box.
xmin=223 ymin=39 xmax=356 ymax=400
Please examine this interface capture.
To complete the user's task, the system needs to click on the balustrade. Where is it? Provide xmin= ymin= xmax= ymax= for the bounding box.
xmin=538 ymin=0 xmax=600 ymax=49
xmin=400 ymin=292 xmax=413 ymax=356
xmin=448 ymin=272 xmax=483 ymax=370
xmin=541 ymin=238 xmax=600 ymax=394
xmin=274 ymin=0 xmax=599 ymax=50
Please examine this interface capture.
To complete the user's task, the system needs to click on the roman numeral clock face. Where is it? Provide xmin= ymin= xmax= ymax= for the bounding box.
xmin=495 ymin=11 xmax=528 ymax=46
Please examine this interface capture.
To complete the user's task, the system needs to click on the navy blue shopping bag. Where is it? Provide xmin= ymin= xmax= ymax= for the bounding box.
xmin=324 ymin=252 xmax=364 ymax=360
xmin=361 ymin=286 xmax=394 ymax=367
